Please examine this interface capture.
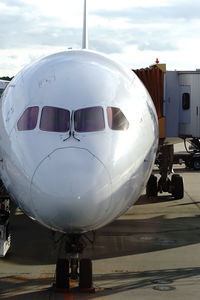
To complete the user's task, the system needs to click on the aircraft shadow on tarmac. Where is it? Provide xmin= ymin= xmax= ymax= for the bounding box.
xmin=154 ymin=166 xmax=200 ymax=174
xmin=136 ymin=194 xmax=175 ymax=204
xmin=89 ymin=214 xmax=200 ymax=260
xmin=173 ymin=168 xmax=200 ymax=174
xmin=1 ymin=267 xmax=200 ymax=299
xmin=2 ymin=197 xmax=200 ymax=265
xmin=0 ymin=276 xmax=51 ymax=300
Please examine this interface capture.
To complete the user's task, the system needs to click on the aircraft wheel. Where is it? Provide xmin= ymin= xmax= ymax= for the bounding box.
xmin=171 ymin=174 xmax=184 ymax=200
xmin=146 ymin=175 xmax=158 ymax=197
xmin=79 ymin=259 xmax=93 ymax=289
xmin=193 ymin=158 xmax=200 ymax=170
xmin=55 ymin=258 xmax=69 ymax=289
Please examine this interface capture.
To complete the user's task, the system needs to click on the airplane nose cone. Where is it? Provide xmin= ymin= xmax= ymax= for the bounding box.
xmin=30 ymin=148 xmax=112 ymax=232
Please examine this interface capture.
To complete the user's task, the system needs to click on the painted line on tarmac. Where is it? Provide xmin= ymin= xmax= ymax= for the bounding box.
xmin=64 ymin=293 xmax=105 ymax=300
xmin=64 ymin=293 xmax=75 ymax=300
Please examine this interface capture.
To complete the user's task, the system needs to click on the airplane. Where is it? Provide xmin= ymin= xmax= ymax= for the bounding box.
xmin=0 ymin=0 xmax=158 ymax=290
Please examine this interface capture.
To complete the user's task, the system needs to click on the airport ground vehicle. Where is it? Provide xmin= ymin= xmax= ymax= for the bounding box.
xmin=174 ymin=152 xmax=200 ymax=170
xmin=174 ymin=139 xmax=200 ymax=170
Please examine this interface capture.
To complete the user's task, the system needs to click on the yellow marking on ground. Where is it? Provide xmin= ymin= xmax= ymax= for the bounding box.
xmin=64 ymin=293 xmax=75 ymax=300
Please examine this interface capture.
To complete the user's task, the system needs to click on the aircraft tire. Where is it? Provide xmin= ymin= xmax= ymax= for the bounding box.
xmin=79 ymin=258 xmax=93 ymax=289
xmin=55 ymin=258 xmax=69 ymax=289
xmin=171 ymin=174 xmax=184 ymax=200
xmin=146 ymin=175 xmax=158 ymax=197
xmin=193 ymin=158 xmax=200 ymax=170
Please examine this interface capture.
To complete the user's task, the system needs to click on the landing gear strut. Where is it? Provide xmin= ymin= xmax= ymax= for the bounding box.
xmin=55 ymin=234 xmax=93 ymax=291
xmin=146 ymin=144 xmax=184 ymax=199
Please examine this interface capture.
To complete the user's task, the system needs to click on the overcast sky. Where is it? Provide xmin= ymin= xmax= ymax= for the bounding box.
xmin=0 ymin=0 xmax=200 ymax=76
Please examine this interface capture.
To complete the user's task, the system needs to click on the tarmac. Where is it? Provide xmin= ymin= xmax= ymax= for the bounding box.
xmin=1 ymin=158 xmax=200 ymax=299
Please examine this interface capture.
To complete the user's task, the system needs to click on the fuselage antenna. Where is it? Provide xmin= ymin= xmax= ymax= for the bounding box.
xmin=82 ymin=0 xmax=88 ymax=49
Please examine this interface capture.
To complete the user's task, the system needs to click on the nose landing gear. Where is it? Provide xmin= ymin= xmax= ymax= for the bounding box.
xmin=55 ymin=234 xmax=94 ymax=292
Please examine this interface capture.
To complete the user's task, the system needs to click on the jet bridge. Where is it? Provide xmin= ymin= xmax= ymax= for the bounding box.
xmin=166 ymin=70 xmax=200 ymax=139
xmin=134 ymin=64 xmax=200 ymax=199
xmin=134 ymin=64 xmax=200 ymax=141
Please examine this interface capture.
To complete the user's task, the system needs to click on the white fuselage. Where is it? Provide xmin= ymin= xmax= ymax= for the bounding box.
xmin=0 ymin=50 xmax=158 ymax=233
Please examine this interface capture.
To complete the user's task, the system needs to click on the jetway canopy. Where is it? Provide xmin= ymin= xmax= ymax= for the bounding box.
xmin=134 ymin=65 xmax=165 ymax=120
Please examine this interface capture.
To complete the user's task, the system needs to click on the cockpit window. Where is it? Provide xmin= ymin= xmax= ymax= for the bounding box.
xmin=74 ymin=106 xmax=105 ymax=132
xmin=17 ymin=106 xmax=39 ymax=131
xmin=107 ymin=107 xmax=129 ymax=130
xmin=40 ymin=106 xmax=70 ymax=132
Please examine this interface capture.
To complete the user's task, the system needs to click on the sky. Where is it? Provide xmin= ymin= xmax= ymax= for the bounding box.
xmin=1 ymin=0 xmax=200 ymax=76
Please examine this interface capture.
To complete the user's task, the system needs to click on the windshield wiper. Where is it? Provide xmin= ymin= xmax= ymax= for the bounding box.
xmin=72 ymin=131 xmax=80 ymax=142
xmin=63 ymin=113 xmax=73 ymax=141
xmin=63 ymin=130 xmax=71 ymax=141
xmin=63 ymin=111 xmax=80 ymax=142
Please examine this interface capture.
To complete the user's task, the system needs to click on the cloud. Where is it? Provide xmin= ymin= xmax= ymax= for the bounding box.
xmin=90 ymin=39 xmax=124 ymax=54
xmin=0 ymin=0 xmax=24 ymax=7
xmin=0 ymin=0 xmax=82 ymax=49
xmin=89 ymin=25 xmax=179 ymax=54
xmin=0 ymin=0 xmax=196 ymax=53
xmin=93 ymin=1 xmax=200 ymax=23
xmin=89 ymin=1 xmax=200 ymax=53
xmin=0 ymin=0 xmax=200 ymax=75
